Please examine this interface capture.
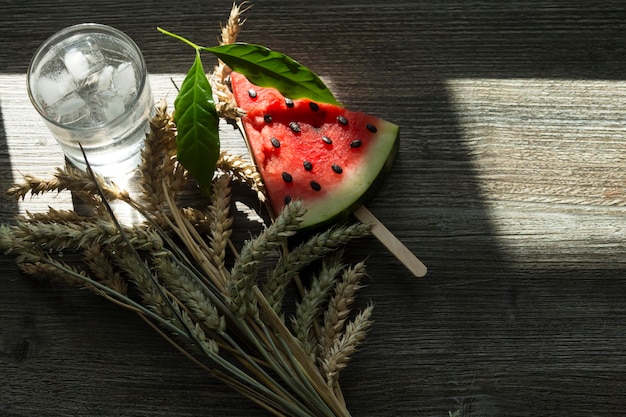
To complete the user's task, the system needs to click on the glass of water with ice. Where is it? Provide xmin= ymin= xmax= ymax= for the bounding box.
xmin=27 ymin=23 xmax=154 ymax=177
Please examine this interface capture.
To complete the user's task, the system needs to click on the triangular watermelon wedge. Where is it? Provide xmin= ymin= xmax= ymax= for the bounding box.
xmin=230 ymin=72 xmax=399 ymax=229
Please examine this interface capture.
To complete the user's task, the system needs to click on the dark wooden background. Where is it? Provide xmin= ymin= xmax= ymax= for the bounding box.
xmin=2 ymin=1 xmax=626 ymax=416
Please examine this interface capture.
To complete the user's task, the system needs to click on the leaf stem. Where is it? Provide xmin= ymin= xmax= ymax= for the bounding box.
xmin=157 ymin=27 xmax=203 ymax=51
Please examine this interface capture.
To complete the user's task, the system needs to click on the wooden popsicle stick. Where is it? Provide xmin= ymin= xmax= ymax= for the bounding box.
xmin=353 ymin=205 xmax=427 ymax=277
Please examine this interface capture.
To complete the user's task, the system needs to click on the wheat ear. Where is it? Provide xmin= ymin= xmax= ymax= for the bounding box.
xmin=140 ymin=99 xmax=183 ymax=211
xmin=154 ymin=255 xmax=225 ymax=333
xmin=19 ymin=208 xmax=85 ymax=224
xmin=7 ymin=165 xmax=128 ymax=205
xmin=208 ymin=174 xmax=233 ymax=267
xmin=83 ymin=243 xmax=128 ymax=294
xmin=216 ymin=151 xmax=266 ymax=202
xmin=321 ymin=304 xmax=374 ymax=391
xmin=12 ymin=219 xmax=163 ymax=252
xmin=211 ymin=2 xmax=251 ymax=119
xmin=317 ymin=261 xmax=368 ymax=366
xmin=264 ymin=222 xmax=370 ymax=316
xmin=292 ymin=250 xmax=345 ymax=359
xmin=228 ymin=200 xmax=305 ymax=317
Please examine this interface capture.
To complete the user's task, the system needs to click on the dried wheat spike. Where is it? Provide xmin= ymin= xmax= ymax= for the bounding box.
xmin=141 ymin=99 xmax=185 ymax=211
xmin=220 ymin=2 xmax=250 ymax=46
xmin=83 ymin=244 xmax=128 ymax=294
xmin=317 ymin=261 xmax=368 ymax=366
xmin=0 ymin=233 xmax=91 ymax=289
xmin=321 ymin=304 xmax=374 ymax=389
xmin=7 ymin=165 xmax=128 ymax=204
xmin=264 ymin=222 xmax=370 ymax=316
xmin=18 ymin=261 xmax=89 ymax=289
xmin=212 ymin=2 xmax=251 ymax=120
xmin=228 ymin=200 xmax=305 ymax=317
xmin=19 ymin=208 xmax=85 ymax=224
xmin=208 ymin=174 xmax=233 ymax=266
xmin=114 ymin=250 xmax=169 ymax=317
xmin=214 ymin=2 xmax=251 ymax=78
xmin=213 ymin=81 xmax=246 ymax=121
xmin=292 ymin=251 xmax=345 ymax=359
xmin=155 ymin=256 xmax=225 ymax=332
xmin=12 ymin=219 xmax=163 ymax=252
xmin=216 ymin=151 xmax=266 ymax=202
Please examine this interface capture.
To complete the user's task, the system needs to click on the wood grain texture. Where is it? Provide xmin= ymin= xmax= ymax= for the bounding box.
xmin=2 ymin=1 xmax=626 ymax=416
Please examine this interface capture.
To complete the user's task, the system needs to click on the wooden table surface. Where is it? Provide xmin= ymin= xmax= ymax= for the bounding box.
xmin=2 ymin=1 xmax=626 ymax=416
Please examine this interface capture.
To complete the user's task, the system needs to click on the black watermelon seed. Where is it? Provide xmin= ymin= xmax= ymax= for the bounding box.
xmin=310 ymin=181 xmax=321 ymax=191
xmin=332 ymin=164 xmax=343 ymax=174
xmin=284 ymin=195 xmax=292 ymax=205
xmin=285 ymin=98 xmax=294 ymax=108
xmin=270 ymin=137 xmax=281 ymax=148
xmin=350 ymin=140 xmax=363 ymax=148
xmin=282 ymin=172 xmax=293 ymax=182
xmin=337 ymin=115 xmax=348 ymax=126
xmin=366 ymin=123 xmax=377 ymax=133
xmin=248 ymin=88 xmax=257 ymax=98
xmin=289 ymin=122 xmax=301 ymax=133
xmin=264 ymin=114 xmax=273 ymax=123
xmin=303 ymin=161 xmax=313 ymax=171
xmin=322 ymin=135 xmax=333 ymax=145
xmin=309 ymin=102 xmax=320 ymax=111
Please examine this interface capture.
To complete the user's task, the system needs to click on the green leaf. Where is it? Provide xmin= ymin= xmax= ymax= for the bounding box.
xmin=204 ymin=43 xmax=340 ymax=105
xmin=173 ymin=50 xmax=220 ymax=195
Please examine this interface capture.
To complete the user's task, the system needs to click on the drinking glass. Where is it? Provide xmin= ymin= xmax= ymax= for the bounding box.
xmin=27 ymin=23 xmax=154 ymax=177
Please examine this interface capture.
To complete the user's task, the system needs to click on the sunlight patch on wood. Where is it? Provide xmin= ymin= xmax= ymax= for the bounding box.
xmin=445 ymin=78 xmax=626 ymax=267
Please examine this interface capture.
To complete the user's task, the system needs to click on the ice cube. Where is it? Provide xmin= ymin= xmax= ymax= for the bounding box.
xmin=113 ymin=61 xmax=137 ymax=99
xmin=37 ymin=70 xmax=77 ymax=107
xmin=96 ymin=65 xmax=115 ymax=92
xmin=56 ymin=93 xmax=90 ymax=125
xmin=35 ymin=58 xmax=78 ymax=107
xmin=104 ymin=95 xmax=125 ymax=121
xmin=63 ymin=38 xmax=106 ymax=82
xmin=87 ymin=91 xmax=126 ymax=125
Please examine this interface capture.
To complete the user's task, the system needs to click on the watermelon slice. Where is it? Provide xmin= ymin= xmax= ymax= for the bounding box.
xmin=230 ymin=72 xmax=399 ymax=229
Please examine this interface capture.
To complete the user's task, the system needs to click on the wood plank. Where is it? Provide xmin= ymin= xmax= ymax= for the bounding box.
xmin=2 ymin=1 xmax=626 ymax=416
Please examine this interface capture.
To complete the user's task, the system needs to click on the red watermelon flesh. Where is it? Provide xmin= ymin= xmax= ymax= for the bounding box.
xmin=230 ymin=71 xmax=399 ymax=229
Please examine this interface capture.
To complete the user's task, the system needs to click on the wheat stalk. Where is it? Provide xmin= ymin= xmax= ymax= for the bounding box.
xmin=1 ymin=126 xmax=371 ymax=417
